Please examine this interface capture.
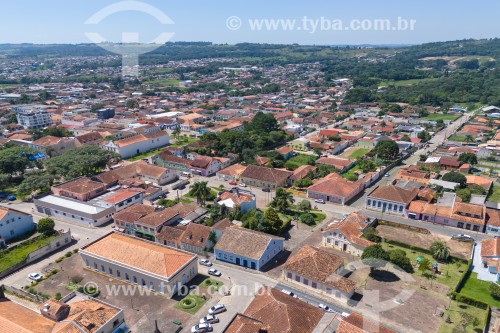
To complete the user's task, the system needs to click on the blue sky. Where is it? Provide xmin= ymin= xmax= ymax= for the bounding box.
xmin=1 ymin=0 xmax=499 ymax=45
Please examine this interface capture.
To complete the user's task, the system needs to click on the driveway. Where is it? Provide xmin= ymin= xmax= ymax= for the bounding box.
xmin=472 ymin=242 xmax=497 ymax=282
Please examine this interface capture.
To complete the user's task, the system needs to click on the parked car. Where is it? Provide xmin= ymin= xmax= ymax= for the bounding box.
xmin=318 ymin=303 xmax=335 ymax=313
xmin=262 ymin=188 xmax=270 ymax=192
xmin=208 ymin=268 xmax=222 ymax=277
xmin=28 ymin=273 xmax=43 ymax=281
xmin=208 ymin=304 xmax=226 ymax=315
xmin=191 ymin=323 xmax=212 ymax=333
xmin=314 ymin=199 xmax=325 ymax=204
xmin=200 ymin=314 xmax=219 ymax=324
xmin=199 ymin=259 xmax=213 ymax=267
xmin=7 ymin=195 xmax=16 ymax=201
xmin=384 ymin=173 xmax=390 ymax=177
xmin=341 ymin=312 xmax=350 ymax=318
xmin=238 ymin=183 xmax=246 ymax=187
xmin=229 ymin=181 xmax=237 ymax=185
xmin=280 ymin=289 xmax=298 ymax=298
xmin=452 ymin=234 xmax=473 ymax=241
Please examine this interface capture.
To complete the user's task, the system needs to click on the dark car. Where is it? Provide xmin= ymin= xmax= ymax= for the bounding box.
xmin=262 ymin=188 xmax=270 ymax=192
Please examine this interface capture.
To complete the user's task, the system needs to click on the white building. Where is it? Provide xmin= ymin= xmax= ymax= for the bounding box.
xmin=14 ymin=105 xmax=52 ymax=129
xmin=100 ymin=131 xmax=169 ymax=159
xmin=0 ymin=207 xmax=36 ymax=244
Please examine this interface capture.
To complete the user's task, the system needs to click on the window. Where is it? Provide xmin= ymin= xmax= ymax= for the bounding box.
xmin=399 ymin=205 xmax=403 ymax=212
xmin=457 ymin=222 xmax=464 ymax=228
xmin=141 ymin=279 xmax=146 ymax=286
xmin=94 ymin=263 xmax=98 ymax=270
xmin=377 ymin=201 xmax=381 ymax=208
xmin=85 ymin=260 xmax=89 ymax=267
xmin=303 ymin=278 xmax=309 ymax=285
xmin=367 ymin=199 xmax=371 ymax=206
xmin=108 ymin=267 xmax=113 ymax=275
xmin=295 ymin=275 xmax=300 ymax=282
xmin=101 ymin=265 xmax=105 ymax=272
xmin=133 ymin=276 xmax=138 ymax=284
xmin=311 ymin=282 xmax=317 ymax=289
xmin=125 ymin=273 xmax=130 ymax=281
xmin=117 ymin=270 xmax=121 ymax=277
xmin=150 ymin=281 xmax=154 ymax=290
xmin=388 ymin=203 xmax=392 ymax=210
xmin=287 ymin=272 xmax=292 ymax=279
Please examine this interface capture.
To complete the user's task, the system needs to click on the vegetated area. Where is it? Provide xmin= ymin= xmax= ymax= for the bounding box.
xmin=437 ymin=300 xmax=486 ymax=333
xmin=460 ymin=272 xmax=500 ymax=308
xmin=379 ymin=77 xmax=441 ymax=87
xmin=125 ymin=146 xmax=166 ymax=162
xmin=171 ymin=135 xmax=199 ymax=148
xmin=284 ymin=154 xmax=317 ymax=170
xmin=488 ymin=185 xmax=500 ymax=203
xmin=0 ymin=234 xmax=57 ymax=271
xmin=421 ymin=114 xmax=460 ymax=121
xmin=339 ymin=147 xmax=370 ymax=161
xmin=143 ymin=78 xmax=181 ymax=87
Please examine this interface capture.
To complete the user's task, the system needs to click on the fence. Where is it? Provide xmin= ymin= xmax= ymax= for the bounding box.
xmin=2 ymin=285 xmax=46 ymax=303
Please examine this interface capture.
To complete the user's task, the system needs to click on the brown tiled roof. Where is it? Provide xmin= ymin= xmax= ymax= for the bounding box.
xmin=487 ymin=209 xmax=500 ymax=227
xmin=240 ymin=165 xmax=292 ymax=185
xmin=217 ymin=164 xmax=247 ymax=177
xmin=103 ymin=188 xmax=142 ymax=204
xmin=136 ymin=207 xmax=180 ymax=228
xmin=157 ymin=150 xmax=191 ymax=166
xmin=255 ymin=156 xmax=270 ymax=166
xmin=82 ymin=233 xmax=195 ymax=277
xmin=113 ymin=204 xmax=154 ymax=223
xmin=0 ymin=298 xmax=54 ymax=333
xmin=218 ymin=191 xmax=254 ymax=205
xmin=75 ymin=132 xmax=103 ymax=145
xmin=284 ymin=245 xmax=356 ymax=293
xmin=307 ymin=173 xmax=360 ymax=198
xmin=482 ymin=238 xmax=500 ymax=257
xmin=368 ymin=185 xmax=418 ymax=204
xmin=213 ymin=218 xmax=234 ymax=232
xmin=180 ymin=223 xmax=212 ymax=248
xmin=316 ymin=157 xmax=352 ymax=169
xmin=55 ymin=177 xmax=106 ymax=195
xmin=170 ymin=202 xmax=201 ymax=219
xmin=113 ymin=160 xmax=168 ymax=179
xmin=290 ymin=165 xmax=316 ymax=181
xmin=323 ymin=213 xmax=374 ymax=248
xmin=215 ymin=226 xmax=283 ymax=260
xmin=338 ymin=313 xmax=397 ymax=333
xmin=33 ymin=135 xmax=69 ymax=146
xmin=190 ymin=155 xmax=214 ymax=169
xmin=157 ymin=225 xmax=185 ymax=243
xmin=242 ymin=286 xmax=324 ymax=333
xmin=223 ymin=313 xmax=267 ymax=333
xmin=93 ymin=170 xmax=120 ymax=185
xmin=276 ymin=146 xmax=294 ymax=155
xmin=466 ymin=175 xmax=493 ymax=191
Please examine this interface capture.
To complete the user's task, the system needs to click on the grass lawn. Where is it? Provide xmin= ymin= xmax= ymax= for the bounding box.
xmin=171 ymin=136 xmax=199 ymax=148
xmin=0 ymin=235 xmax=57 ymax=271
xmin=281 ymin=209 xmax=326 ymax=226
xmin=143 ymin=78 xmax=181 ymax=87
xmin=184 ymin=189 xmax=218 ymax=202
xmin=422 ymin=114 xmax=459 ymax=121
xmin=448 ymin=135 xmax=467 ymax=142
xmin=199 ymin=278 xmax=224 ymax=292
xmin=460 ymin=272 xmax=500 ymax=307
xmin=342 ymin=165 xmax=361 ymax=180
xmin=126 ymin=146 xmax=166 ymax=161
xmin=174 ymin=293 xmax=207 ymax=315
xmin=348 ymin=148 xmax=370 ymax=160
xmin=379 ymin=77 xmax=440 ymax=87
xmin=284 ymin=154 xmax=317 ymax=170
xmin=382 ymin=242 xmax=465 ymax=289
xmin=437 ymin=300 xmax=486 ymax=333
xmin=487 ymin=186 xmax=500 ymax=203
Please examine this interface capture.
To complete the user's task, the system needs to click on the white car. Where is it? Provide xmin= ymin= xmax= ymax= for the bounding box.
xmin=208 ymin=268 xmax=222 ymax=277
xmin=452 ymin=234 xmax=473 ymax=241
xmin=318 ymin=303 xmax=335 ymax=313
xmin=199 ymin=259 xmax=213 ymax=267
xmin=314 ymin=199 xmax=325 ymax=204
xmin=341 ymin=312 xmax=350 ymax=318
xmin=28 ymin=273 xmax=43 ymax=281
xmin=208 ymin=304 xmax=226 ymax=315
xmin=191 ymin=323 xmax=212 ymax=333
xmin=200 ymin=314 xmax=219 ymax=324
xmin=384 ymin=173 xmax=390 ymax=177
xmin=238 ymin=183 xmax=246 ymax=187
xmin=280 ymin=289 xmax=298 ymax=298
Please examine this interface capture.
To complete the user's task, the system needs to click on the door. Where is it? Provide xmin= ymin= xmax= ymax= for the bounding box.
xmin=343 ymin=244 xmax=348 ymax=251
xmin=251 ymin=262 xmax=256 ymax=270
xmin=243 ymin=259 xmax=248 ymax=267
xmin=236 ymin=257 xmax=240 ymax=265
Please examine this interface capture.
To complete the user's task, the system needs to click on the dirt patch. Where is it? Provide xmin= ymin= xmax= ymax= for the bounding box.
xmin=354 ymin=272 xmax=448 ymax=333
xmin=377 ymin=225 xmax=472 ymax=259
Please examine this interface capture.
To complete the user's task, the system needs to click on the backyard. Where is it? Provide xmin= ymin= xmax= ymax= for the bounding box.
xmin=171 ymin=136 xmax=199 ymax=148
xmin=340 ymin=147 xmax=370 ymax=161
xmin=422 ymin=114 xmax=460 ymax=121
xmin=460 ymin=272 xmax=500 ymax=307
xmin=437 ymin=300 xmax=486 ymax=333
xmin=126 ymin=146 xmax=166 ymax=161
xmin=0 ymin=234 xmax=57 ymax=272
xmin=284 ymin=154 xmax=317 ymax=170
xmin=488 ymin=185 xmax=500 ymax=203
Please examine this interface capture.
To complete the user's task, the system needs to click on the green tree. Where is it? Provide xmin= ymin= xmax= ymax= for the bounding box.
xmin=418 ymin=258 xmax=432 ymax=276
xmin=126 ymin=99 xmax=139 ymax=109
xmin=456 ymin=188 xmax=472 ymax=202
xmin=264 ymin=207 xmax=282 ymax=234
xmin=417 ymin=130 xmax=431 ymax=143
xmin=271 ymin=188 xmax=295 ymax=213
xmin=173 ymin=125 xmax=181 ymax=141
xmin=400 ymin=134 xmax=411 ymax=142
xmin=464 ymin=135 xmax=475 ymax=144
xmin=299 ymin=213 xmax=315 ymax=226
xmin=361 ymin=244 xmax=389 ymax=273
xmin=294 ymin=177 xmax=313 ymax=188
xmin=458 ymin=152 xmax=478 ymax=165
xmin=388 ymin=249 xmax=413 ymax=273
xmin=374 ymin=140 xmax=399 ymax=161
xmin=442 ymin=171 xmax=467 ymax=187
xmin=38 ymin=218 xmax=56 ymax=236
xmin=357 ymin=159 xmax=377 ymax=173
xmin=18 ymin=171 xmax=54 ymax=195
xmin=297 ymin=200 xmax=312 ymax=213
xmin=430 ymin=241 xmax=451 ymax=262
xmin=364 ymin=227 xmax=381 ymax=243
xmin=188 ymin=181 xmax=211 ymax=206
xmin=489 ymin=283 xmax=500 ymax=300
xmin=0 ymin=173 xmax=10 ymax=191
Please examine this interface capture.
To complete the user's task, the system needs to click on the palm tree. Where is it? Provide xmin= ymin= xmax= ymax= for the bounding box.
xmin=418 ymin=258 xmax=432 ymax=276
xmin=189 ymin=181 xmax=211 ymax=206
xmin=173 ymin=125 xmax=181 ymax=141
xmin=271 ymin=188 xmax=295 ymax=213
xmin=464 ymin=135 xmax=475 ymax=144
xmin=430 ymin=241 xmax=451 ymax=262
